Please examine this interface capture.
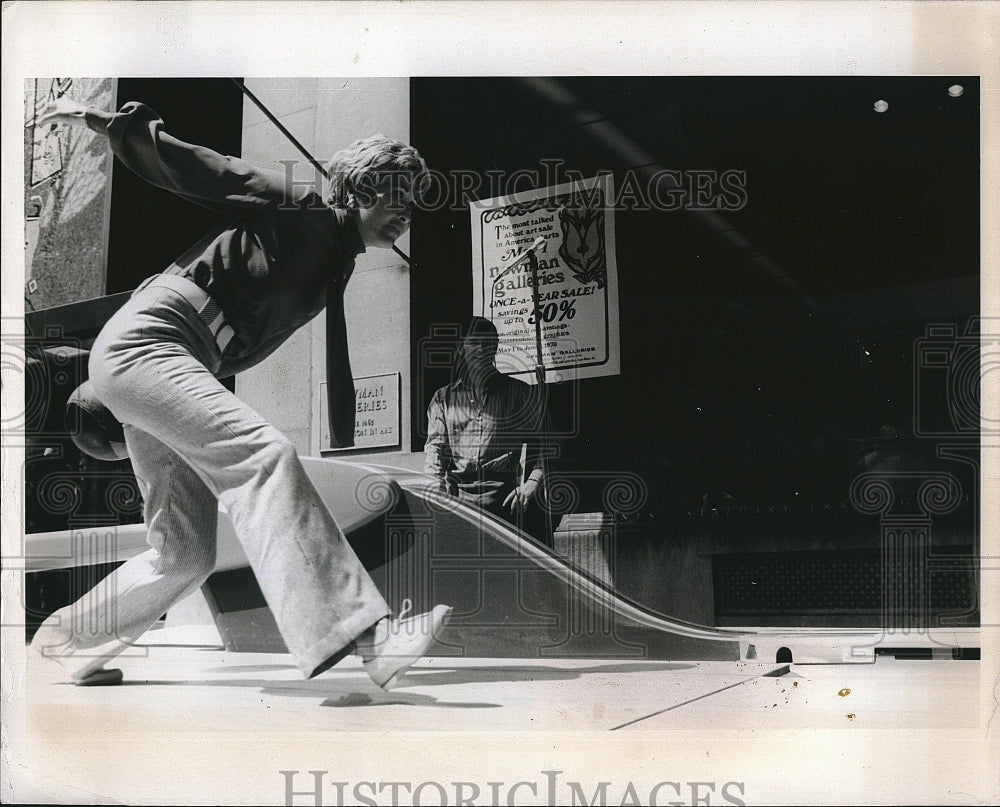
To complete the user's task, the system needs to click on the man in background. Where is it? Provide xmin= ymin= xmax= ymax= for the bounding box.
xmin=424 ymin=317 xmax=551 ymax=540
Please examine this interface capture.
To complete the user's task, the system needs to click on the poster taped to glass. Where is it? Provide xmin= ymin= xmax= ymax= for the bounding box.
xmin=470 ymin=174 xmax=621 ymax=384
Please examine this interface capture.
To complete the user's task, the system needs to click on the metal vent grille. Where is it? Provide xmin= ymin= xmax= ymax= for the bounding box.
xmin=714 ymin=548 xmax=975 ymax=619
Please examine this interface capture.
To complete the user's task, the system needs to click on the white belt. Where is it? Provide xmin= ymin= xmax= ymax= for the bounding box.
xmin=134 ymin=274 xmax=235 ymax=354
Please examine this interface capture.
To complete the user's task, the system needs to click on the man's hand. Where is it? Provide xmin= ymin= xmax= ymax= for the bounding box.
xmin=37 ymin=97 xmax=90 ymax=129
xmin=503 ymin=479 xmax=540 ymax=516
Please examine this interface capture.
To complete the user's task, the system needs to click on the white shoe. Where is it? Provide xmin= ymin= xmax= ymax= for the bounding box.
xmin=30 ymin=622 xmax=124 ymax=686
xmin=356 ymin=600 xmax=452 ymax=691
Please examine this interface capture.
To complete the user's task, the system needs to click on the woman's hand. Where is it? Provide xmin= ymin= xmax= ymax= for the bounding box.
xmin=36 ymin=97 xmax=90 ymax=128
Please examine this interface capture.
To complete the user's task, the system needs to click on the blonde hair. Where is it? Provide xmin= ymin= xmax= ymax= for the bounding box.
xmin=326 ymin=134 xmax=430 ymax=208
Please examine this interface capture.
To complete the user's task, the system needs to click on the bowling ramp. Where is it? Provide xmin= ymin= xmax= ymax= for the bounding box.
xmin=24 ymin=457 xmax=979 ymax=665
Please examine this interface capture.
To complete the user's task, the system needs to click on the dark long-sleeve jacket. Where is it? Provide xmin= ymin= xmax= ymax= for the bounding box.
xmin=85 ymin=101 xmax=362 ymax=447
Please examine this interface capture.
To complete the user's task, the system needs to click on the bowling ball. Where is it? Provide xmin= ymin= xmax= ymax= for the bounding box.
xmin=65 ymin=381 xmax=129 ymax=461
